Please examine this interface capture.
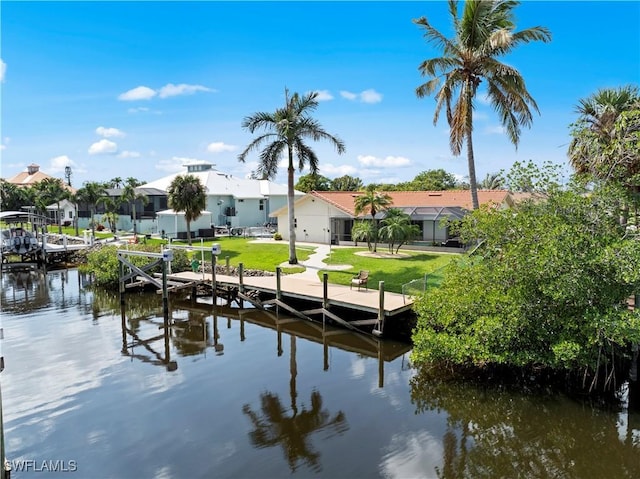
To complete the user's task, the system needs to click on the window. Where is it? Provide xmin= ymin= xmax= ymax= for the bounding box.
xmin=259 ymin=199 xmax=264 ymax=211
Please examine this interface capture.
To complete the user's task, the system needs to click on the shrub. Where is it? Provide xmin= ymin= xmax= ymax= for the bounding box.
xmin=81 ymin=244 xmax=189 ymax=288
xmin=273 ymin=232 xmax=283 ymax=241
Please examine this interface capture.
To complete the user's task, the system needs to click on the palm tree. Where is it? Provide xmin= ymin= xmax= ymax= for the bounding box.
xmin=414 ymin=0 xmax=551 ymax=209
xmin=568 ymin=85 xmax=639 ymax=179
xmin=354 ymin=189 xmax=392 ymax=253
xmin=239 ymin=89 xmax=345 ymax=264
xmin=569 ymin=85 xmax=640 ymax=226
xmin=36 ymin=178 xmax=68 ymax=234
xmin=76 ymin=181 xmax=107 ymax=240
xmin=351 ymin=220 xmax=374 ymax=251
xmin=98 ymin=196 xmax=122 ymax=233
xmin=478 ymin=172 xmax=506 ymax=190
xmin=121 ymin=185 xmax=148 ymax=236
xmin=108 ymin=177 xmax=124 ymax=189
xmin=378 ymin=208 xmax=420 ymax=254
xmin=167 ymin=174 xmax=206 ymax=245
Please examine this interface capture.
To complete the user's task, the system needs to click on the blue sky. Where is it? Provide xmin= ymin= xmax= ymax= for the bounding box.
xmin=1 ymin=1 xmax=639 ymax=188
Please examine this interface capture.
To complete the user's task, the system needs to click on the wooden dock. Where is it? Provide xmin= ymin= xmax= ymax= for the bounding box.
xmin=117 ymin=248 xmax=416 ymax=337
xmin=161 ymin=269 xmax=415 ymax=336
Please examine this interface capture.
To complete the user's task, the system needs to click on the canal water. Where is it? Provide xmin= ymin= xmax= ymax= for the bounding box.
xmin=1 ymin=268 xmax=638 ymax=478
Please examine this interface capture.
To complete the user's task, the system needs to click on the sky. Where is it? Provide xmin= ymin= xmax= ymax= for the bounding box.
xmin=1 ymin=1 xmax=639 ymax=188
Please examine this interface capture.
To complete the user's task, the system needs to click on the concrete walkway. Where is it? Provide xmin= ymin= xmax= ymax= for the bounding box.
xmin=278 ymin=243 xmax=353 ymax=283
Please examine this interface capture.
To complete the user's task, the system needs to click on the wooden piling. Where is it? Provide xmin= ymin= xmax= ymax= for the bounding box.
xmin=211 ymin=254 xmax=217 ymax=303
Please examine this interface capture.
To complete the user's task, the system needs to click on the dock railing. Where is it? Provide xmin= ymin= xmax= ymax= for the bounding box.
xmin=402 ymin=274 xmax=428 ymax=304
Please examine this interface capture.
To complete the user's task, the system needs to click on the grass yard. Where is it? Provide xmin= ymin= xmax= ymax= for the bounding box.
xmin=40 ymin=225 xmax=459 ymax=293
xmin=154 ymin=237 xmax=313 ymax=274
xmin=322 ymin=247 xmax=457 ymax=293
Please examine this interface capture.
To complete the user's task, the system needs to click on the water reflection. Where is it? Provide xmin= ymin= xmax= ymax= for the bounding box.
xmin=242 ymin=335 xmax=348 ymax=473
xmin=4 ymin=268 xmax=640 ymax=478
xmin=243 ymin=389 xmax=348 ymax=473
xmin=410 ymin=369 xmax=640 ymax=478
xmin=1 ymin=267 xmax=49 ymax=313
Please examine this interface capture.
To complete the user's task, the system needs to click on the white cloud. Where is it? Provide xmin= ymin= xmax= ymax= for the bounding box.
xmin=207 ymin=142 xmax=237 ymax=154
xmin=312 ymin=90 xmax=334 ymax=101
xmin=119 ymin=83 xmax=213 ymax=102
xmin=96 ymin=126 xmax=125 ymax=138
xmin=340 ymin=90 xmax=358 ymax=101
xmin=155 ymin=156 xmax=201 ymax=172
xmin=158 ymin=83 xmax=213 ymax=98
xmin=0 ymin=59 xmax=6 ymax=83
xmin=340 ymin=89 xmax=383 ymax=103
xmin=49 ymin=155 xmax=76 ymax=173
xmin=128 ymin=106 xmax=150 ymax=113
xmin=320 ymin=163 xmax=358 ymax=176
xmin=88 ymin=139 xmax=118 ymax=155
xmin=357 ymin=154 xmax=411 ymax=168
xmin=118 ymin=86 xmax=157 ymax=101
xmin=118 ymin=150 xmax=141 ymax=159
xmin=360 ymin=89 xmax=383 ymax=104
xmin=484 ymin=125 xmax=506 ymax=135
xmin=0 ymin=145 xmax=6 ymax=151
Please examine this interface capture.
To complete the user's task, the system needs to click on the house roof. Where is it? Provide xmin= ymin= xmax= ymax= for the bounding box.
xmin=141 ymin=164 xmax=301 ymax=199
xmin=269 ymin=189 xmax=513 ymax=218
xmin=6 ymin=166 xmax=75 ymax=193
xmin=105 ymin=187 xmax=167 ymax=197
xmin=310 ymin=190 xmax=513 ymax=216
xmin=45 ymin=199 xmax=76 ymax=210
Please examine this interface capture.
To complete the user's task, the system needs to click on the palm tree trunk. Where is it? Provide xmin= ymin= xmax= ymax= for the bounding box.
xmin=466 ymin=122 xmax=480 ymax=210
xmin=287 ymin=148 xmax=298 ymax=264
xmin=57 ymin=201 xmax=63 ymax=234
xmin=373 ymin=218 xmax=379 ymax=253
xmin=74 ymin=203 xmax=79 ymax=236
xmin=132 ymin=203 xmax=137 ymax=235
xmin=186 ymin=219 xmax=192 ymax=246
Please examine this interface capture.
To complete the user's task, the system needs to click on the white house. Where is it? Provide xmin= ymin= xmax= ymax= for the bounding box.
xmin=271 ymin=190 xmax=515 ymax=245
xmin=140 ymin=162 xmax=303 ymax=239
xmin=45 ymin=198 xmax=76 ymax=226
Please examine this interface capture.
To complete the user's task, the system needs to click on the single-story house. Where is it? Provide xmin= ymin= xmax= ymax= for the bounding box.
xmin=45 ymin=198 xmax=76 ymax=225
xmin=270 ymin=190 xmax=515 ymax=245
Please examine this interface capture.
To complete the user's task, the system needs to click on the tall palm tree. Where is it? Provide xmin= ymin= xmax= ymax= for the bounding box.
xmin=76 ymin=181 xmax=107 ymax=240
xmin=167 ymin=174 xmax=206 ymax=246
xmin=121 ymin=185 xmax=148 ymax=236
xmin=239 ymin=89 xmax=345 ymax=264
xmin=414 ymin=0 xmax=551 ymax=209
xmin=354 ymin=189 xmax=392 ymax=253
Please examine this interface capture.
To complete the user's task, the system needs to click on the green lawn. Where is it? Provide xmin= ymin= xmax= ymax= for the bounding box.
xmin=322 ymin=247 xmax=457 ymax=293
xmin=50 ymin=226 xmax=459 ymax=293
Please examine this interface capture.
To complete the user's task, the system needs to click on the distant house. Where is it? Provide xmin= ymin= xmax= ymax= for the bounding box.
xmin=270 ymin=190 xmax=514 ymax=245
xmin=45 ymin=198 xmax=76 ymax=226
xmin=6 ymin=164 xmax=74 ymax=193
xmin=140 ymin=162 xmax=301 ymax=238
xmin=78 ymin=187 xmax=169 ymax=233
